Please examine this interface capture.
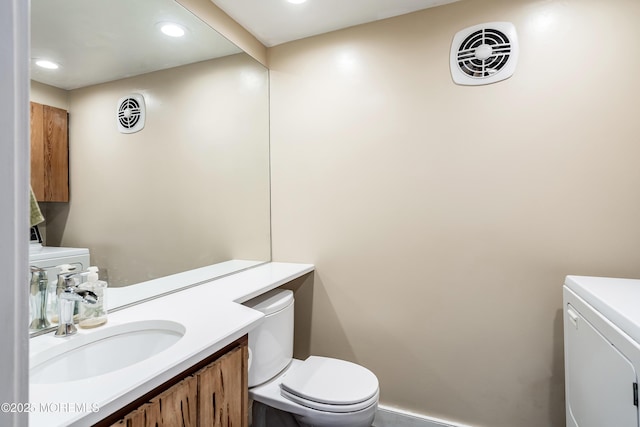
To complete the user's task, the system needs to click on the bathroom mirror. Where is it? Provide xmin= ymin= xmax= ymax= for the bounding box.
xmin=29 ymin=0 xmax=270 ymax=328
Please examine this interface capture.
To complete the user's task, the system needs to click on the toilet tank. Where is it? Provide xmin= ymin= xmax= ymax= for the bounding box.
xmin=243 ymin=289 xmax=294 ymax=387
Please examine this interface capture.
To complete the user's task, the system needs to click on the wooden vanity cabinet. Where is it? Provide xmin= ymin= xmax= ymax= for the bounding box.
xmin=197 ymin=343 xmax=247 ymax=426
xmin=103 ymin=336 xmax=249 ymax=427
xmin=30 ymin=101 xmax=69 ymax=202
xmin=117 ymin=375 xmax=198 ymax=427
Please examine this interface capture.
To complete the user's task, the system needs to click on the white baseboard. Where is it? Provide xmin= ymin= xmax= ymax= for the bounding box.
xmin=373 ymin=405 xmax=476 ymax=427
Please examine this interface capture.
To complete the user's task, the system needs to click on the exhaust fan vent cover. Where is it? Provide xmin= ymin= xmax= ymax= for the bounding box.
xmin=117 ymin=94 xmax=146 ymax=133
xmin=450 ymin=22 xmax=518 ymax=86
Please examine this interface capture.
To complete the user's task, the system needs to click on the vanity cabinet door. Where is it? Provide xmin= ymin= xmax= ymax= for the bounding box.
xmin=112 ymin=375 xmax=197 ymax=427
xmin=109 ymin=405 xmax=144 ymax=426
xmin=30 ymin=101 xmax=69 ymax=202
xmin=104 ymin=337 xmax=248 ymax=427
xmin=147 ymin=375 xmax=198 ymax=427
xmin=197 ymin=344 xmax=248 ymax=427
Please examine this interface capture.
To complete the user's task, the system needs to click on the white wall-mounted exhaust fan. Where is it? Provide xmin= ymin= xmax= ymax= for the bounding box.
xmin=450 ymin=22 xmax=518 ymax=86
xmin=117 ymin=93 xmax=146 ymax=134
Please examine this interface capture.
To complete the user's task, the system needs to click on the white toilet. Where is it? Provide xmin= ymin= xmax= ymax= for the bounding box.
xmin=244 ymin=289 xmax=379 ymax=427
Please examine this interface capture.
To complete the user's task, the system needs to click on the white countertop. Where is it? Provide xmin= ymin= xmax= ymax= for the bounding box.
xmin=29 ymin=261 xmax=314 ymax=427
xmin=565 ymin=275 xmax=640 ymax=345
xmin=107 ymin=259 xmax=266 ymax=310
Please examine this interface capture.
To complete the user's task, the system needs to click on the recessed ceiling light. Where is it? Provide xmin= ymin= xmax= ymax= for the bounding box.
xmin=35 ymin=60 xmax=59 ymax=70
xmin=287 ymin=0 xmax=307 ymax=4
xmin=160 ymin=23 xmax=186 ymax=38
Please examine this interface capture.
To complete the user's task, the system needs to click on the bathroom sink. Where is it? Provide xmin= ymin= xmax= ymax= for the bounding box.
xmin=30 ymin=320 xmax=185 ymax=384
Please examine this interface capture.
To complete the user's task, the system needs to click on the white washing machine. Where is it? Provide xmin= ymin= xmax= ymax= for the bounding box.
xmin=29 ymin=245 xmax=90 ymax=279
xmin=564 ymin=276 xmax=640 ymax=427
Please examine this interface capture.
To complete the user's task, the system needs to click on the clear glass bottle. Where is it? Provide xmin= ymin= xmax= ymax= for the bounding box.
xmin=78 ymin=266 xmax=108 ymax=329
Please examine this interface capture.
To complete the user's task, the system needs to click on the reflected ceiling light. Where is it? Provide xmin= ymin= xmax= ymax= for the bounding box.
xmin=287 ymin=0 xmax=307 ymax=4
xmin=35 ymin=59 xmax=59 ymax=70
xmin=160 ymin=23 xmax=186 ymax=37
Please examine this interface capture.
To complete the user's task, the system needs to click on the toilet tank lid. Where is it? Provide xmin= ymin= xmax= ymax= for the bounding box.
xmin=243 ymin=289 xmax=293 ymax=315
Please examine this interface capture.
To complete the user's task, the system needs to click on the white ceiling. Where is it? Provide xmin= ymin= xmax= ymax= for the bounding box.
xmin=31 ymin=0 xmax=241 ymax=90
xmin=31 ymin=0 xmax=460 ymax=90
xmin=211 ymin=0 xmax=461 ymax=47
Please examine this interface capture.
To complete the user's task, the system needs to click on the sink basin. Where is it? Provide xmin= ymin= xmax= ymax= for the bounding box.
xmin=30 ymin=320 xmax=185 ymax=384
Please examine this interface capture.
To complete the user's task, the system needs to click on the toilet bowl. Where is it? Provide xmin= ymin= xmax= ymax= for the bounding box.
xmin=244 ymin=289 xmax=379 ymax=427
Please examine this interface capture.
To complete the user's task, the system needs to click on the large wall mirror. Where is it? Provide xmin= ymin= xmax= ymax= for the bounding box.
xmin=30 ymin=0 xmax=271 ymax=320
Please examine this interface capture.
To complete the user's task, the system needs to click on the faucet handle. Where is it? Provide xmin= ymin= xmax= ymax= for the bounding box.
xmin=56 ymin=263 xmax=77 ymax=273
xmin=56 ymin=264 xmax=77 ymax=280
xmin=56 ymin=264 xmax=79 ymax=295
xmin=61 ymin=273 xmax=79 ymax=288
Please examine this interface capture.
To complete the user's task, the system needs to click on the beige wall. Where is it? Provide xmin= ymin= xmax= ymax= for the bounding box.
xmin=30 ymin=81 xmax=69 ymax=110
xmin=45 ymin=53 xmax=270 ymax=286
xmin=269 ymin=0 xmax=640 ymax=426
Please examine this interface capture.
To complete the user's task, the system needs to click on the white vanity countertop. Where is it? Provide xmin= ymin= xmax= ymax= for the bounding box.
xmin=29 ymin=261 xmax=314 ymax=427
xmin=107 ymin=259 xmax=266 ymax=310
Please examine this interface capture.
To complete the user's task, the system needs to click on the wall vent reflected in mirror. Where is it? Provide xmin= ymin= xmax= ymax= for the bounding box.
xmin=117 ymin=93 xmax=146 ymax=133
xmin=29 ymin=0 xmax=271 ymax=321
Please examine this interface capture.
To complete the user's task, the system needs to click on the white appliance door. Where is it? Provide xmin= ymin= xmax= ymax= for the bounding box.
xmin=565 ymin=303 xmax=639 ymax=427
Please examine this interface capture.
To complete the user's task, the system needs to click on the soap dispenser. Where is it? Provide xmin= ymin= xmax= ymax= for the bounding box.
xmin=78 ymin=266 xmax=108 ymax=329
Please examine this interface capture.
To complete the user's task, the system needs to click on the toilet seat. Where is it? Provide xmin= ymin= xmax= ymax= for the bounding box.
xmin=280 ymin=388 xmax=378 ymax=413
xmin=250 ymin=358 xmax=379 ymax=427
xmin=279 ymin=356 xmax=379 ymax=413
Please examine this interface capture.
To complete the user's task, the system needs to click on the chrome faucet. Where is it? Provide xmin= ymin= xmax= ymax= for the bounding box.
xmin=54 ymin=272 xmax=98 ymax=337
xmin=29 ymin=266 xmax=50 ymax=330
